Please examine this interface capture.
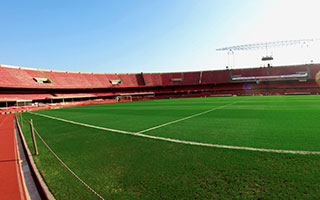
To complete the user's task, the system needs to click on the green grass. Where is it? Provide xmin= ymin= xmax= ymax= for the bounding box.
xmin=20 ymin=95 xmax=320 ymax=199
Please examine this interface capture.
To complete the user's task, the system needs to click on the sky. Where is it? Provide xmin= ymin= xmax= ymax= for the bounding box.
xmin=0 ymin=0 xmax=320 ymax=73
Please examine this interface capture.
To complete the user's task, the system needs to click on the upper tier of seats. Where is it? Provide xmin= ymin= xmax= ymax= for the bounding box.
xmin=0 ymin=64 xmax=319 ymax=89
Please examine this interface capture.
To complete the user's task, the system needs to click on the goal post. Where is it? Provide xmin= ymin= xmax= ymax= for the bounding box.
xmin=117 ymin=95 xmax=132 ymax=102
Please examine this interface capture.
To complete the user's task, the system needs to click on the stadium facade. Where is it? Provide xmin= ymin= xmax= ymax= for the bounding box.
xmin=1 ymin=63 xmax=320 ymax=110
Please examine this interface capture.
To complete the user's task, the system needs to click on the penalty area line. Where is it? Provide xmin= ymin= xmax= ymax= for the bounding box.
xmin=137 ymin=101 xmax=238 ymax=134
xmin=28 ymin=111 xmax=320 ymax=155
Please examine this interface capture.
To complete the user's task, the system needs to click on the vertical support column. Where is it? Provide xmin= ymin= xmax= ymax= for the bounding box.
xmin=29 ymin=119 xmax=38 ymax=155
xmin=306 ymin=64 xmax=311 ymax=79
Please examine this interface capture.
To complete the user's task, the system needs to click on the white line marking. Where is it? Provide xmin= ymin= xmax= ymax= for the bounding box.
xmin=30 ymin=112 xmax=133 ymax=134
xmin=28 ymin=111 xmax=320 ymax=155
xmin=137 ymin=102 xmax=237 ymax=134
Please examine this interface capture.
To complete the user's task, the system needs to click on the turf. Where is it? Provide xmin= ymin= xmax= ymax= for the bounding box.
xmin=20 ymin=95 xmax=320 ymax=199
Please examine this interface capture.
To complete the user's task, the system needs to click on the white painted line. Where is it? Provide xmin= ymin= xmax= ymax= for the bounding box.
xmin=137 ymin=102 xmax=237 ymax=134
xmin=28 ymin=111 xmax=320 ymax=155
xmin=30 ymin=112 xmax=133 ymax=134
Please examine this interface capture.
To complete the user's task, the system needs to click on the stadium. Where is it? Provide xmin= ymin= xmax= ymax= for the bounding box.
xmin=1 ymin=1 xmax=320 ymax=200
xmin=1 ymin=63 xmax=320 ymax=199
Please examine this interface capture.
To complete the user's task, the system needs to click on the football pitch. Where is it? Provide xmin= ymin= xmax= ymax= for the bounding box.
xmin=20 ymin=95 xmax=320 ymax=199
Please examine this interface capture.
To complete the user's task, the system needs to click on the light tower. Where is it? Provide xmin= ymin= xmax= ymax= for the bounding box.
xmin=217 ymin=38 xmax=319 ymax=68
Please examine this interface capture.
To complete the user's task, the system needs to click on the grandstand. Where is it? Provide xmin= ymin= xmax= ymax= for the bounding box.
xmin=1 ymin=63 xmax=320 ymax=199
xmin=1 ymin=63 xmax=320 ymax=112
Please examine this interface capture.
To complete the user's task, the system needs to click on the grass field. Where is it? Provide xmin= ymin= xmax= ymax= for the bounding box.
xmin=20 ymin=95 xmax=320 ymax=199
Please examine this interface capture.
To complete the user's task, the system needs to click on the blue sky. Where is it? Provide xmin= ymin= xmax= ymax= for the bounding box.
xmin=1 ymin=0 xmax=319 ymax=73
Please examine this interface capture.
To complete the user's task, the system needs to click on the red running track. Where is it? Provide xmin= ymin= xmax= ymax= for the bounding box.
xmin=0 ymin=114 xmax=27 ymax=200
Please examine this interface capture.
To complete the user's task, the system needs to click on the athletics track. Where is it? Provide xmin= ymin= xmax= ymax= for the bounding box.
xmin=0 ymin=114 xmax=27 ymax=200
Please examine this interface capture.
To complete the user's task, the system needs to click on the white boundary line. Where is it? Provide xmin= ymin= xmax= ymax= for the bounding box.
xmin=30 ymin=112 xmax=132 ymax=134
xmin=29 ymin=108 xmax=320 ymax=155
xmin=137 ymin=102 xmax=237 ymax=134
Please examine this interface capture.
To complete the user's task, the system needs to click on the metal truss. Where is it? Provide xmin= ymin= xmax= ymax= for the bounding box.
xmin=216 ymin=38 xmax=319 ymax=51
